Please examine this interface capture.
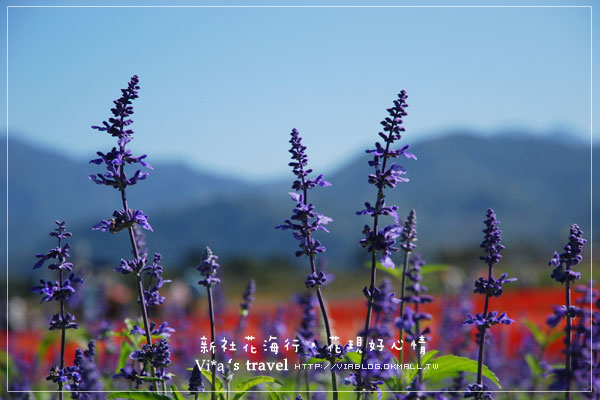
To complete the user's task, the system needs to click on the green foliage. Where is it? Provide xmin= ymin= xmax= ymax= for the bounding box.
xmin=523 ymin=319 xmax=564 ymax=353
xmin=200 ymin=368 xmax=224 ymax=392
xmin=267 ymin=388 xmax=282 ymax=400
xmin=525 ymin=354 xmax=543 ymax=376
xmin=170 ymin=384 xmax=186 ymax=400
xmin=421 ymin=355 xmax=501 ymax=388
xmin=36 ymin=327 xmax=89 ymax=360
xmin=232 ymin=376 xmax=281 ymax=400
xmin=372 ymin=261 xmax=449 ymax=279
xmin=107 ymin=392 xmax=172 ymax=400
xmin=404 ymin=350 xmax=439 ymax=385
xmin=344 ymin=351 xmax=362 ymax=364
xmin=115 ymin=340 xmax=133 ymax=374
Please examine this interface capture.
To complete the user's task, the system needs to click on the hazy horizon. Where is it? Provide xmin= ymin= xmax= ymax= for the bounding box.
xmin=1 ymin=125 xmax=593 ymax=183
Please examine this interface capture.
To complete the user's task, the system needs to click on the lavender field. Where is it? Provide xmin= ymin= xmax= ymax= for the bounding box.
xmin=1 ymin=74 xmax=597 ymax=400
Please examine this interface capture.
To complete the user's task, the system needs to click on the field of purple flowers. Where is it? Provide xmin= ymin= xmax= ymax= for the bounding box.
xmin=2 ymin=76 xmax=598 ymax=400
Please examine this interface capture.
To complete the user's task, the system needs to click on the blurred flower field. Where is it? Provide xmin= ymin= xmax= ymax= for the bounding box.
xmin=1 ymin=76 xmax=597 ymax=400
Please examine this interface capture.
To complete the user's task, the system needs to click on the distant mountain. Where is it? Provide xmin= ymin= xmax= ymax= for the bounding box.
xmin=0 ymin=137 xmax=250 ymax=276
xmin=1 ymin=132 xmax=597 ymax=278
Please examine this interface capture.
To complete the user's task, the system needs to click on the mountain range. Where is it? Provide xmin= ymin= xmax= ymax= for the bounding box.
xmin=1 ymin=131 xmax=597 ymax=279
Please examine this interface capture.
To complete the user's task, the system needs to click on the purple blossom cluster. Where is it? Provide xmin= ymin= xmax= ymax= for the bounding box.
xmin=31 ymin=221 xmax=83 ymax=397
xmin=89 ymin=76 xmax=172 ymax=392
xmin=357 ymin=91 xmax=416 ymax=270
xmin=22 ymin=75 xmax=600 ymax=400
xmin=397 ymin=253 xmax=433 ymax=345
xmin=277 ymin=130 xmax=332 ymax=262
xmin=70 ymin=341 xmax=104 ymax=400
xmin=463 ymin=209 xmax=516 ymax=399
xmin=276 ymin=128 xmax=339 ymax=397
xmin=351 ymin=91 xmax=417 ymax=399
xmin=548 ymin=224 xmax=586 ymax=284
xmin=545 ymin=224 xmax=587 ymax=397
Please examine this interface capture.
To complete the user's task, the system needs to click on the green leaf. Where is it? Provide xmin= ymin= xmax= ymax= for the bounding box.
xmin=36 ymin=331 xmax=56 ymax=360
xmin=232 ymin=376 xmax=281 ymax=400
xmin=523 ymin=320 xmax=546 ymax=346
xmin=405 ymin=350 xmax=440 ymax=384
xmin=115 ymin=341 xmax=132 ymax=374
xmin=200 ymin=368 xmax=224 ymax=392
xmin=422 ymin=355 xmax=501 ymax=388
xmin=344 ymin=351 xmax=362 ymax=364
xmin=525 ymin=354 xmax=542 ymax=376
xmin=306 ymin=357 xmax=327 ymax=365
xmin=107 ymin=392 xmax=172 ymax=400
xmin=170 ymin=384 xmax=186 ymax=400
xmin=267 ymin=388 xmax=282 ymax=400
xmin=374 ymin=262 xmax=403 ymax=279
xmin=548 ymin=331 xmax=565 ymax=345
xmin=420 ymin=264 xmax=450 ymax=275
xmin=421 ymin=350 xmax=439 ymax=366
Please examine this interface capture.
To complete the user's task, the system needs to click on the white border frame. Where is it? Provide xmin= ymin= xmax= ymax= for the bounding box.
xmin=4 ymin=3 xmax=594 ymax=396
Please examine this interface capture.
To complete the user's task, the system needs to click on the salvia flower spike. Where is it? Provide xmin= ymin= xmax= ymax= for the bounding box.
xmin=235 ymin=279 xmax=256 ymax=344
xmin=276 ymin=128 xmax=338 ymax=399
xmin=353 ymin=91 xmax=415 ymax=398
xmin=89 ymin=75 xmax=173 ymax=392
xmin=196 ymin=246 xmax=220 ymax=400
xmin=463 ymin=209 xmax=516 ymax=400
xmin=546 ymin=224 xmax=586 ymax=399
xmin=398 ymin=253 xmax=433 ymax=385
xmin=69 ymin=340 xmax=103 ymax=399
xmin=32 ymin=221 xmax=82 ymax=398
xmin=397 ymin=209 xmax=417 ymax=365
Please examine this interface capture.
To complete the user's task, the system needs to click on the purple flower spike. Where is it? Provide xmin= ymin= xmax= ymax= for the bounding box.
xmin=399 ymin=209 xmax=417 ymax=252
xmin=545 ymin=225 xmax=587 ymax=394
xmin=91 ymin=75 xmax=139 ymax=140
xmin=549 ymin=224 xmax=586 ymax=284
xmin=240 ymin=279 xmax=256 ymax=316
xmin=197 ymin=247 xmax=221 ymax=288
xmin=32 ymin=221 xmax=82 ymax=394
xmin=90 ymin=76 xmax=171 ymax=391
xmin=277 ymin=128 xmax=338 ymax=397
xmin=353 ymin=91 xmax=416 ymax=398
xmin=480 ymin=209 xmax=505 ymax=267
xmin=188 ymin=364 xmax=205 ymax=393
xmin=466 ymin=209 xmax=515 ymax=396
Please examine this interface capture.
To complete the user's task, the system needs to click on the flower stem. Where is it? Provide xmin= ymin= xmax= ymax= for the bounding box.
xmin=397 ymin=250 xmax=410 ymax=365
xmin=301 ymin=180 xmax=338 ymax=400
xmin=120 ymin=176 xmax=158 ymax=391
xmin=357 ymin=129 xmax=394 ymax=399
xmin=476 ymin=267 xmax=492 ymax=385
xmin=58 ymin=266 xmax=65 ymax=400
xmin=206 ymin=285 xmax=217 ymax=400
xmin=415 ymin=303 xmax=423 ymax=384
xmin=565 ymin=277 xmax=572 ymax=400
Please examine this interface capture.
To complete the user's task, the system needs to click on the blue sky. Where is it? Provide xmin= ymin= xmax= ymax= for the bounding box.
xmin=1 ymin=1 xmax=595 ymax=181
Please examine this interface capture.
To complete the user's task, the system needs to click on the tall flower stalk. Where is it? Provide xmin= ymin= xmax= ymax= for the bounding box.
xmin=355 ymin=91 xmax=415 ymax=398
xmin=397 ymin=209 xmax=417 ymax=365
xmin=235 ymin=279 xmax=256 ymax=344
xmin=89 ymin=75 xmax=173 ymax=391
xmin=32 ymin=221 xmax=83 ymax=399
xmin=463 ymin=209 xmax=516 ymax=399
xmin=276 ymin=128 xmax=338 ymax=399
xmin=296 ymin=293 xmax=318 ymax=400
xmin=197 ymin=247 xmax=221 ymax=400
xmin=399 ymin=253 xmax=433 ymax=386
xmin=70 ymin=340 xmax=104 ymax=399
xmin=546 ymin=224 xmax=586 ymax=399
